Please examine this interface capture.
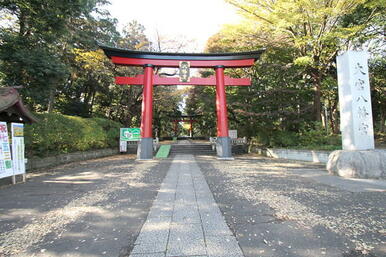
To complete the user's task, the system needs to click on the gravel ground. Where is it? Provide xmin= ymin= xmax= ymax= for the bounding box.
xmin=196 ymin=154 xmax=386 ymax=257
xmin=1 ymin=153 xmax=385 ymax=257
xmin=0 ymin=155 xmax=170 ymax=257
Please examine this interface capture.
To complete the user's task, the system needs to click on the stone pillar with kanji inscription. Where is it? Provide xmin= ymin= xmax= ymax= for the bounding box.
xmin=327 ymin=51 xmax=386 ymax=179
xmin=337 ymin=51 xmax=374 ymax=150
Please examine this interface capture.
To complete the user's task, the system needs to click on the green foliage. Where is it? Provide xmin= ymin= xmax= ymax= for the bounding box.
xmin=271 ymin=131 xmax=299 ymax=147
xmin=153 ymin=86 xmax=185 ymax=138
xmin=250 ymin=123 xmax=341 ymax=151
xmin=0 ymin=0 xmax=167 ymax=130
xmin=1 ymin=0 xmax=185 ymax=138
xmin=203 ymin=32 xmax=315 ymax=138
xmin=370 ymin=57 xmax=386 ymax=133
xmin=297 ymin=122 xmax=341 ymax=149
xmin=187 ymin=0 xmax=384 ymax=149
xmin=225 ymin=0 xmax=385 ymax=122
xmin=0 ymin=0 xmax=112 ymax=110
xmin=24 ymin=113 xmax=122 ymax=157
xmin=118 ymin=20 xmax=151 ymax=50
xmin=294 ymin=56 xmax=313 ymax=67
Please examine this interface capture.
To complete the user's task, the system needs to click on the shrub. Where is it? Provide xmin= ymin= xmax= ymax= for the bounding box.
xmin=251 ymin=122 xmax=342 ymax=151
xmin=270 ymin=131 xmax=299 ymax=147
xmin=24 ymin=113 xmax=122 ymax=157
xmin=251 ymin=130 xmax=271 ymax=146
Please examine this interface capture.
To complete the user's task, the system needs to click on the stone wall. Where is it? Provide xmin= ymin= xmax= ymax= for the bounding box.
xmin=252 ymin=148 xmax=331 ymax=163
xmin=26 ymin=148 xmax=123 ymax=171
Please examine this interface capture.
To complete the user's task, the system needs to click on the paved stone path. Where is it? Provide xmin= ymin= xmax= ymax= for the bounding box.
xmin=130 ymin=154 xmax=244 ymax=257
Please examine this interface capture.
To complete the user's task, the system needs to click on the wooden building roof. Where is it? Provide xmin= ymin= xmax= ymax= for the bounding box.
xmin=0 ymin=87 xmax=38 ymax=123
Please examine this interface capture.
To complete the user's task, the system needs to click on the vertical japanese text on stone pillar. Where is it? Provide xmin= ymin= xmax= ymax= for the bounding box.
xmin=337 ymin=51 xmax=374 ymax=150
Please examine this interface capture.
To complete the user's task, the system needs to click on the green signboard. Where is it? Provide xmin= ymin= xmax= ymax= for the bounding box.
xmin=120 ymin=128 xmax=141 ymax=141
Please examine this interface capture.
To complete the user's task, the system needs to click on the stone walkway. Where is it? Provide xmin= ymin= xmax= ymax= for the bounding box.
xmin=130 ymin=154 xmax=244 ymax=257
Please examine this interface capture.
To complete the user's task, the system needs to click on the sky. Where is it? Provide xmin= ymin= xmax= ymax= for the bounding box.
xmin=106 ymin=0 xmax=241 ymax=52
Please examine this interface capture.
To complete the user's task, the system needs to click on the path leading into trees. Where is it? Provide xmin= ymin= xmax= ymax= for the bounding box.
xmin=0 ymin=150 xmax=385 ymax=257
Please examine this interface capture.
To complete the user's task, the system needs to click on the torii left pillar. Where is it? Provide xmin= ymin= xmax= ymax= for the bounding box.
xmin=137 ymin=64 xmax=154 ymax=160
xmin=215 ymin=66 xmax=232 ymax=159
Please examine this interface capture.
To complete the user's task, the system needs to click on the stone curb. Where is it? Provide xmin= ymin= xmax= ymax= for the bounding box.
xmin=26 ymin=148 xmax=128 ymax=171
xmin=252 ymin=147 xmax=332 ymax=163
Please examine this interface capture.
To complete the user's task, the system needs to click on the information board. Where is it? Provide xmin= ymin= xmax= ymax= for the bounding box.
xmin=119 ymin=141 xmax=127 ymax=152
xmin=0 ymin=122 xmax=13 ymax=179
xmin=120 ymin=128 xmax=141 ymax=141
xmin=11 ymin=123 xmax=25 ymax=175
xmin=229 ymin=130 xmax=238 ymax=139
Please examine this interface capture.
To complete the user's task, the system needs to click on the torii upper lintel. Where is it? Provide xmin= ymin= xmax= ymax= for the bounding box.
xmin=100 ymin=45 xmax=263 ymax=68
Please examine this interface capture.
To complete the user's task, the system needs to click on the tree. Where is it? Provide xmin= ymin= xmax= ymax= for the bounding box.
xmin=199 ymin=25 xmax=315 ymax=139
xmin=58 ymin=20 xmax=153 ymax=125
xmin=153 ymin=86 xmax=185 ymax=138
xmin=185 ymin=86 xmax=218 ymax=137
xmin=370 ymin=57 xmax=386 ymax=133
xmin=226 ymin=0 xmax=384 ymax=121
xmin=118 ymin=20 xmax=151 ymax=50
xmin=0 ymin=0 xmax=112 ymax=111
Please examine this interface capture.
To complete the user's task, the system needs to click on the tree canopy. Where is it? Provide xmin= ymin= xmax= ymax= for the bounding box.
xmin=185 ymin=0 xmax=385 ymax=146
xmin=0 ymin=0 xmax=184 ymax=132
xmin=0 ymin=0 xmax=384 ymax=144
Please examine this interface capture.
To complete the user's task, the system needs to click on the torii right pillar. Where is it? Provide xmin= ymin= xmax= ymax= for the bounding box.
xmin=215 ymin=66 xmax=233 ymax=159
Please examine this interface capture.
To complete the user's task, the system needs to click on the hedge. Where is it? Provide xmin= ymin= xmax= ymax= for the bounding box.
xmin=251 ymin=123 xmax=342 ymax=151
xmin=24 ymin=113 xmax=122 ymax=158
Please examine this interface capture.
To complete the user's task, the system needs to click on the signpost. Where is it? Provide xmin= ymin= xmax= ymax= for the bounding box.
xmin=229 ymin=130 xmax=238 ymax=139
xmin=120 ymin=128 xmax=141 ymax=153
xmin=120 ymin=128 xmax=141 ymax=141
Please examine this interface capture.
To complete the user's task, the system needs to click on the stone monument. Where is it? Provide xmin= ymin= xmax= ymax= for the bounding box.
xmin=327 ymin=51 xmax=386 ymax=178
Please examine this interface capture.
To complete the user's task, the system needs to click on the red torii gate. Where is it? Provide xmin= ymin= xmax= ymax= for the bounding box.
xmin=100 ymin=45 xmax=263 ymax=159
xmin=171 ymin=115 xmax=201 ymax=138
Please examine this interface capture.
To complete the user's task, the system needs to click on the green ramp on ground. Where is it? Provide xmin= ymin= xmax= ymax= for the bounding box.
xmin=156 ymin=145 xmax=171 ymax=158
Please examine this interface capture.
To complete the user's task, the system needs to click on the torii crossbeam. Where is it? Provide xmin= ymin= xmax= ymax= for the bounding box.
xmin=100 ymin=45 xmax=263 ymax=160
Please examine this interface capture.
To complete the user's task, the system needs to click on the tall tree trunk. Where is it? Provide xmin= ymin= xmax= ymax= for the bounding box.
xmin=47 ymin=78 xmax=58 ymax=113
xmin=330 ymin=98 xmax=340 ymax=134
xmin=47 ymin=88 xmax=55 ymax=113
xmin=89 ymin=90 xmax=96 ymax=116
xmin=311 ymin=69 xmax=322 ymax=122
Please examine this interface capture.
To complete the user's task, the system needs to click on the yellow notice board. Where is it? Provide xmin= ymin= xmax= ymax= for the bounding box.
xmin=12 ymin=123 xmax=25 ymax=175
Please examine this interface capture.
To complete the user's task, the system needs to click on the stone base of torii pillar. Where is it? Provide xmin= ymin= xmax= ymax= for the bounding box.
xmin=326 ymin=51 xmax=385 ymax=179
xmin=216 ymin=137 xmax=234 ymax=160
xmin=137 ymin=138 xmax=154 ymax=160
